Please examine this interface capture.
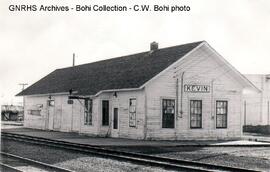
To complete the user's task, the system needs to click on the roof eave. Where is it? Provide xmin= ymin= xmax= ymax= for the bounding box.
xmin=204 ymin=42 xmax=261 ymax=93
xmin=16 ymin=92 xmax=71 ymax=97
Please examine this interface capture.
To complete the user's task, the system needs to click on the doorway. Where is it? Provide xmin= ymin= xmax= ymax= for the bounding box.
xmin=53 ymin=108 xmax=61 ymax=130
xmin=111 ymin=107 xmax=119 ymax=137
xmin=47 ymin=100 xmax=55 ymax=130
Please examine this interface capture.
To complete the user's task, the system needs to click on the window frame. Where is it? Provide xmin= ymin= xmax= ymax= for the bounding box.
xmin=102 ymin=100 xmax=109 ymax=126
xmin=161 ymin=98 xmax=175 ymax=129
xmin=84 ymin=99 xmax=93 ymax=126
xmin=190 ymin=100 xmax=202 ymax=129
xmin=29 ymin=109 xmax=41 ymax=116
xmin=47 ymin=100 xmax=55 ymax=107
xmin=129 ymin=98 xmax=137 ymax=127
xmin=216 ymin=100 xmax=228 ymax=129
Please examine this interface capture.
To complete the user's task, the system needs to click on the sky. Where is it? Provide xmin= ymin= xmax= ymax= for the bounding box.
xmin=1 ymin=0 xmax=270 ymax=105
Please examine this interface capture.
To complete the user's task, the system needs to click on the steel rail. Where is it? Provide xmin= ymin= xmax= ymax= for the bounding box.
xmin=0 ymin=162 xmax=22 ymax=172
xmin=1 ymin=132 xmax=261 ymax=172
xmin=0 ymin=152 xmax=74 ymax=172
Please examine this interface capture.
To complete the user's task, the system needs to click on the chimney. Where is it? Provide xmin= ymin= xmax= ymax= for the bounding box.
xmin=150 ymin=41 xmax=158 ymax=51
xmin=72 ymin=53 xmax=75 ymax=66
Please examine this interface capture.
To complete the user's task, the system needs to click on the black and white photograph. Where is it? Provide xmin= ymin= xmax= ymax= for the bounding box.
xmin=1 ymin=0 xmax=270 ymax=171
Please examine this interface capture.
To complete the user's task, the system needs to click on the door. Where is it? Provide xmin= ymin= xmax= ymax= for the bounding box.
xmin=111 ymin=107 xmax=119 ymax=137
xmin=71 ymin=103 xmax=80 ymax=132
xmin=71 ymin=111 xmax=80 ymax=132
xmin=48 ymin=108 xmax=54 ymax=130
xmin=53 ymin=108 xmax=61 ymax=130
xmin=47 ymin=100 xmax=55 ymax=130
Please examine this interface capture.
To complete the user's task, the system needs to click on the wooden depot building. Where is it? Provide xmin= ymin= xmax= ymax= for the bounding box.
xmin=17 ymin=41 xmax=258 ymax=140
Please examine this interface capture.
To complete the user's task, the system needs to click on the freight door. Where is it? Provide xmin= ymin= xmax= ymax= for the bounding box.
xmin=71 ymin=106 xmax=80 ymax=132
xmin=47 ymin=100 xmax=55 ymax=130
xmin=111 ymin=107 xmax=119 ymax=137
xmin=53 ymin=108 xmax=61 ymax=130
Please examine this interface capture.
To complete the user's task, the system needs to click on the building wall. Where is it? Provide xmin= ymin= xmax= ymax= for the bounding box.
xmin=145 ymin=44 xmax=244 ymax=140
xmin=24 ymin=44 xmax=248 ymax=140
xmin=24 ymin=96 xmax=47 ymax=129
xmin=96 ymin=90 xmax=145 ymax=139
xmin=24 ymin=95 xmax=86 ymax=132
xmin=24 ymin=90 xmax=146 ymax=139
xmin=243 ymin=74 xmax=270 ymax=125
xmin=79 ymin=97 xmax=99 ymax=135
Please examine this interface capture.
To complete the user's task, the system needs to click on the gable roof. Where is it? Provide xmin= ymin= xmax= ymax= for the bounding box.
xmin=17 ymin=41 xmax=204 ymax=96
xmin=204 ymin=42 xmax=261 ymax=93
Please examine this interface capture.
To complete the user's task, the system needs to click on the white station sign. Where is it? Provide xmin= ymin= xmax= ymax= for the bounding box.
xmin=184 ymin=84 xmax=210 ymax=93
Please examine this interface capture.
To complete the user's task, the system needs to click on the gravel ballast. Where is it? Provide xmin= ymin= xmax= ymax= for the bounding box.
xmin=1 ymin=139 xmax=176 ymax=172
xmin=2 ymin=138 xmax=270 ymax=172
xmin=157 ymin=147 xmax=270 ymax=172
xmin=107 ymin=146 xmax=270 ymax=171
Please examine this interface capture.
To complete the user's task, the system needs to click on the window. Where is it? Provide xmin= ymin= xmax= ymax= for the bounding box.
xmin=216 ymin=101 xmax=228 ymax=128
xmin=129 ymin=98 xmax=136 ymax=127
xmin=28 ymin=104 xmax=43 ymax=116
xmin=29 ymin=110 xmax=41 ymax=116
xmin=48 ymin=100 xmax=55 ymax=106
xmin=102 ymin=100 xmax=109 ymax=126
xmin=84 ymin=99 xmax=92 ymax=125
xmin=190 ymin=100 xmax=202 ymax=128
xmin=162 ymin=99 xmax=175 ymax=128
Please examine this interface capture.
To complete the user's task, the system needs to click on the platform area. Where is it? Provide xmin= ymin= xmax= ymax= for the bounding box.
xmin=1 ymin=121 xmax=24 ymax=129
xmin=2 ymin=127 xmax=270 ymax=147
xmin=242 ymin=132 xmax=270 ymax=143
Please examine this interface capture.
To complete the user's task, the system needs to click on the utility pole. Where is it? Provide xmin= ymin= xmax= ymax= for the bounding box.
xmin=244 ymin=101 xmax=246 ymax=126
xmin=19 ymin=83 xmax=28 ymax=122
xmin=267 ymin=100 xmax=270 ymax=125
xmin=73 ymin=53 xmax=75 ymax=66
xmin=19 ymin=83 xmax=28 ymax=91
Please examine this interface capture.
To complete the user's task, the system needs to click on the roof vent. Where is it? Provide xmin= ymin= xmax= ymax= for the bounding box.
xmin=150 ymin=41 xmax=158 ymax=51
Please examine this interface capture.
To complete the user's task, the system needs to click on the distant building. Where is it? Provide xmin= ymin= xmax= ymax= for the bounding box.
xmin=1 ymin=105 xmax=24 ymax=121
xmin=243 ymin=74 xmax=270 ymax=125
xmin=17 ymin=41 xmax=258 ymax=140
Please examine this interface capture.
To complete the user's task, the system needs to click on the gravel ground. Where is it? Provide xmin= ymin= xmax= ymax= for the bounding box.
xmin=2 ymin=138 xmax=270 ymax=172
xmin=157 ymin=147 xmax=270 ymax=172
xmin=1 ymin=139 xmax=176 ymax=172
xmin=109 ymin=146 xmax=270 ymax=171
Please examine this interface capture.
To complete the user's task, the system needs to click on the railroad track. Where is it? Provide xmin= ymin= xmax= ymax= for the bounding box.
xmin=0 ymin=151 xmax=74 ymax=172
xmin=1 ymin=132 xmax=260 ymax=172
xmin=0 ymin=163 xmax=22 ymax=172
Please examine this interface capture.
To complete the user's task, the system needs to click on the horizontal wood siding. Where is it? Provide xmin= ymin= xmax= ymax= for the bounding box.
xmin=145 ymin=44 xmax=243 ymax=140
